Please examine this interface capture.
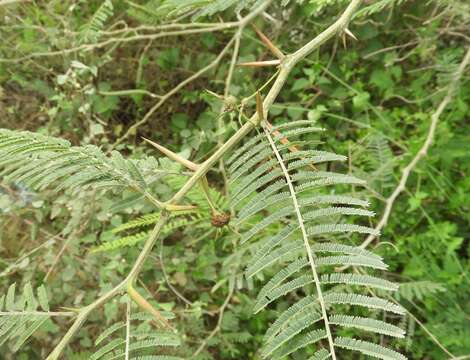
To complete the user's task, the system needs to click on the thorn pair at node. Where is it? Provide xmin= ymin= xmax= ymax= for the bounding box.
xmin=237 ymin=25 xmax=284 ymax=68
xmin=142 ymin=137 xmax=199 ymax=171
xmin=342 ymin=27 xmax=358 ymax=48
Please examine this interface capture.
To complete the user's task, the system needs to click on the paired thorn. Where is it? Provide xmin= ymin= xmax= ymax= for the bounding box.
xmin=205 ymin=89 xmax=224 ymax=100
xmin=165 ymin=203 xmax=198 ymax=212
xmin=237 ymin=25 xmax=284 ymax=68
xmin=252 ymin=24 xmax=285 ymax=60
xmin=256 ymin=91 xmax=265 ymax=122
xmin=143 ymin=137 xmax=201 ymax=211
xmin=344 ymin=28 xmax=358 ymax=41
xmin=142 ymin=137 xmax=199 ymax=171
xmin=237 ymin=59 xmax=281 ymax=67
xmin=205 ymin=89 xmax=237 ymax=112
xmin=142 ymin=136 xmax=217 ymax=212
xmin=127 ymin=283 xmax=174 ymax=330
xmin=342 ymin=28 xmax=358 ymax=48
xmin=60 ymin=306 xmax=81 ymax=313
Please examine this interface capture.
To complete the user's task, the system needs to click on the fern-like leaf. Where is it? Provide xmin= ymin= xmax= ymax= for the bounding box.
xmin=334 ymin=337 xmax=407 ymax=360
xmin=355 ymin=0 xmax=406 ymax=18
xmin=0 ymin=283 xmax=55 ymax=352
xmin=80 ymin=0 xmax=114 ymax=43
xmin=91 ymin=214 xmax=204 ymax=253
xmin=92 ymin=309 xmax=183 ymax=360
xmin=0 ymin=129 xmax=159 ymax=202
xmin=228 ymin=119 xmax=406 ymax=359
xmin=395 ymin=281 xmax=446 ymax=302
xmin=329 ymin=315 xmax=405 ymax=338
xmin=153 ymin=0 xmax=264 ymax=20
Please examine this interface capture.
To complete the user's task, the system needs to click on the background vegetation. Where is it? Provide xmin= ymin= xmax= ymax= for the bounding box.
xmin=0 ymin=0 xmax=469 ymax=359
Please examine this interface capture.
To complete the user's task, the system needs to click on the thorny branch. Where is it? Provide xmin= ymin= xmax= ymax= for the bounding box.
xmin=169 ymin=0 xmax=362 ymax=204
xmin=41 ymin=1 xmax=364 ymax=358
xmin=46 ymin=212 xmax=170 ymax=360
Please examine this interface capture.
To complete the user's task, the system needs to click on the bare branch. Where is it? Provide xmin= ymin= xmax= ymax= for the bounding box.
xmin=109 ymin=36 xmax=236 ymax=151
xmin=0 ymin=0 xmax=29 ymax=6
xmin=360 ymin=47 xmax=470 ymax=249
xmin=0 ymin=1 xmax=273 ymax=63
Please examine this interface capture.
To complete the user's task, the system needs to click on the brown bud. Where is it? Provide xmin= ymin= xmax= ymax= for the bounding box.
xmin=223 ymin=95 xmax=238 ymax=112
xmin=211 ymin=212 xmax=231 ymax=228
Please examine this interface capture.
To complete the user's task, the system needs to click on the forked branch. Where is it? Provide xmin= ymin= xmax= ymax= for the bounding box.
xmin=169 ymin=0 xmax=363 ymax=204
xmin=44 ymin=1 xmax=363 ymax=358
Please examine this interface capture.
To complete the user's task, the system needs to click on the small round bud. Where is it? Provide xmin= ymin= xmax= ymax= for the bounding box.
xmin=211 ymin=212 xmax=231 ymax=228
xmin=223 ymin=95 xmax=237 ymax=112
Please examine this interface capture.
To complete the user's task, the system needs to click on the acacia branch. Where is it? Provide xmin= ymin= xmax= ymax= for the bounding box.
xmin=218 ymin=25 xmax=244 ymax=196
xmin=45 ymin=212 xmax=170 ymax=360
xmin=0 ymin=311 xmax=75 ymax=316
xmin=169 ymin=0 xmax=363 ymax=204
xmin=360 ymin=47 xmax=470 ymax=249
xmin=0 ymin=0 xmax=29 ymax=5
xmin=44 ymin=1 xmax=363 ymax=357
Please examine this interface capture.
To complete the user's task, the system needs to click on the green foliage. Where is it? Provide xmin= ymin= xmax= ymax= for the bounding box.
xmin=91 ymin=309 xmax=183 ymax=360
xmin=228 ymin=122 xmax=405 ymax=358
xmin=144 ymin=0 xmax=298 ymax=20
xmin=0 ymin=0 xmax=469 ymax=359
xmin=91 ymin=213 xmax=204 ymax=253
xmin=350 ymin=133 xmax=396 ymax=194
xmin=334 ymin=337 xmax=406 ymax=360
xmin=80 ymin=0 xmax=115 ymax=43
xmin=355 ymin=0 xmax=406 ymax=18
xmin=127 ymin=0 xmax=164 ymax=25
xmin=0 ymin=129 xmax=151 ymax=195
xmin=0 ymin=283 xmax=51 ymax=353
xmin=395 ymin=281 xmax=446 ymax=302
